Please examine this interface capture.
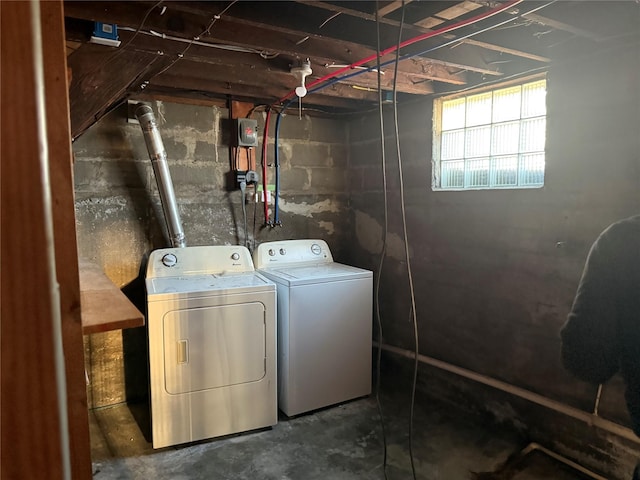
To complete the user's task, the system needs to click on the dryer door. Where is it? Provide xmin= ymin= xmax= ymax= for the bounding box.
xmin=162 ymin=302 xmax=266 ymax=394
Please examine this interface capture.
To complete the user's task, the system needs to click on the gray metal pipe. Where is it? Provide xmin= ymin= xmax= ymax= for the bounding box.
xmin=375 ymin=341 xmax=640 ymax=444
xmin=135 ymin=104 xmax=186 ymax=248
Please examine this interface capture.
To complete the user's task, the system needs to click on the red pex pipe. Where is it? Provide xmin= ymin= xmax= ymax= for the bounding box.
xmin=277 ymin=0 xmax=523 ymax=104
xmin=261 ymin=108 xmax=272 ymax=225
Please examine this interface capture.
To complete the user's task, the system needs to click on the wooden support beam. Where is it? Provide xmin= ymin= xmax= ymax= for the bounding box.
xmin=463 ymin=38 xmax=550 ymax=64
xmin=106 ymin=30 xmax=439 ymax=94
xmin=289 ymin=0 xmax=548 ymax=64
xmin=40 ymin=2 xmax=93 ymax=479
xmin=415 ymin=0 xmax=483 ymax=28
xmin=148 ymin=73 xmax=378 ymax=108
xmin=378 ymin=0 xmax=413 ymax=18
xmin=522 ymin=12 xmax=605 ymax=41
xmin=63 ymin=1 xmax=470 ymax=87
xmin=67 ymin=42 xmax=171 ymax=139
xmin=113 ymin=39 xmax=437 ymax=97
xmin=1 ymin=1 xmax=93 ymax=478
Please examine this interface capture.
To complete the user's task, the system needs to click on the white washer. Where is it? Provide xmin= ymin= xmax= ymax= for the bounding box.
xmin=254 ymin=239 xmax=372 ymax=416
xmin=146 ymin=245 xmax=277 ymax=449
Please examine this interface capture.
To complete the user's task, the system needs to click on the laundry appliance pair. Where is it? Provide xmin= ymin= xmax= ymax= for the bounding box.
xmin=145 ymin=240 xmax=372 ymax=449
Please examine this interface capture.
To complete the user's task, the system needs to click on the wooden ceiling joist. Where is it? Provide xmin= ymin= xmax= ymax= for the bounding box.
xmin=64 ymin=1 xmax=537 ymax=84
xmin=61 ymin=0 xmax=630 ymax=118
xmin=63 ymin=2 xmax=467 ymax=92
xmin=67 ymin=43 xmax=173 ymax=138
xmin=289 ymin=0 xmax=550 ymax=64
xmin=377 ymin=0 xmax=413 ymax=18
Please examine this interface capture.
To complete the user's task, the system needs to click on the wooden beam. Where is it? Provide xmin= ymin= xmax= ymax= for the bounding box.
xmin=149 ymin=73 xmax=378 ymax=108
xmin=463 ymin=38 xmax=550 ymax=64
xmin=522 ymin=12 xmax=605 ymax=41
xmin=41 ymin=2 xmax=93 ymax=479
xmin=136 ymin=90 xmax=228 ymax=108
xmin=289 ymin=0 xmax=548 ymax=64
xmin=139 ymin=84 xmax=366 ymax=113
xmin=1 ymin=2 xmax=66 ymax=478
xmin=64 ymin=1 xmax=471 ymax=86
xmin=111 ymin=36 xmax=436 ymax=96
xmin=106 ymin=29 xmax=438 ymax=94
xmin=292 ymin=0 xmax=410 ymax=28
xmin=415 ymin=0 xmax=483 ymax=27
xmin=67 ymin=42 xmax=171 ymax=139
xmin=378 ymin=0 xmax=413 ymax=18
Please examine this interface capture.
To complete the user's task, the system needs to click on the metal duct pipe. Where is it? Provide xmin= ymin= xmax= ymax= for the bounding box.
xmin=135 ymin=104 xmax=186 ymax=248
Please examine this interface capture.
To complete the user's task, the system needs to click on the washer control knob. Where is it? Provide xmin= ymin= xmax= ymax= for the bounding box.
xmin=268 ymin=249 xmax=276 ymax=256
xmin=311 ymin=244 xmax=322 ymax=255
xmin=231 ymin=252 xmax=240 ymax=261
xmin=279 ymin=248 xmax=286 ymax=255
xmin=161 ymin=253 xmax=178 ymax=267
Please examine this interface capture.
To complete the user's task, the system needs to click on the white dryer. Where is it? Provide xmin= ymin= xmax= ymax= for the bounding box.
xmin=254 ymin=239 xmax=372 ymax=416
xmin=146 ymin=245 xmax=277 ymax=448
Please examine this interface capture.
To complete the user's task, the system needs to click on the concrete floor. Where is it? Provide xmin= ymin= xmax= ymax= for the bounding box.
xmin=89 ymin=390 xmax=591 ymax=480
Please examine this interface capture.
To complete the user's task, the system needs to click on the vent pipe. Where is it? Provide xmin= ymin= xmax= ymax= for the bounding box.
xmin=135 ymin=104 xmax=186 ymax=248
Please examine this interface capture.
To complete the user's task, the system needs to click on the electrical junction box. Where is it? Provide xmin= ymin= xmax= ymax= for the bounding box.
xmin=90 ymin=22 xmax=121 ymax=47
xmin=237 ymin=118 xmax=258 ymax=147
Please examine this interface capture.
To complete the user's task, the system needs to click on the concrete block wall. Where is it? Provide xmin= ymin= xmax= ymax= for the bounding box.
xmin=73 ymin=100 xmax=350 ymax=407
xmin=348 ymin=43 xmax=640 ymax=477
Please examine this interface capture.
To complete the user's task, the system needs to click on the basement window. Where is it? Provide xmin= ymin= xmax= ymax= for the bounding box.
xmin=432 ymin=78 xmax=547 ymax=190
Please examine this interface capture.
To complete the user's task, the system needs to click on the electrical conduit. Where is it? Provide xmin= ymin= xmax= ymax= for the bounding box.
xmin=261 ymin=108 xmax=272 ymax=225
xmin=273 ymin=109 xmax=285 ymax=225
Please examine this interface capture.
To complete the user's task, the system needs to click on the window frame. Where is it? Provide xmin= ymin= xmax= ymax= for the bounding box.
xmin=432 ymin=75 xmax=547 ymax=192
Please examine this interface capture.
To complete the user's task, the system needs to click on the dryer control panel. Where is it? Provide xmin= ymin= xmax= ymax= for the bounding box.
xmin=147 ymin=245 xmax=255 ymax=278
xmin=253 ymin=239 xmax=333 ymax=269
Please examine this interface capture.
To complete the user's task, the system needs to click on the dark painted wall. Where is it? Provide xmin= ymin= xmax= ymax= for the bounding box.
xmin=348 ymin=44 xmax=640 ymax=477
xmin=73 ymin=101 xmax=350 ymax=407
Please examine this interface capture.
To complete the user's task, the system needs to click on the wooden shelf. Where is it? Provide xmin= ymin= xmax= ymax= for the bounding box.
xmin=79 ymin=259 xmax=144 ymax=334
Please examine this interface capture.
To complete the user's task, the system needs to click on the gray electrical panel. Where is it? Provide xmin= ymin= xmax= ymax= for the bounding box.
xmin=237 ymin=118 xmax=258 ymax=147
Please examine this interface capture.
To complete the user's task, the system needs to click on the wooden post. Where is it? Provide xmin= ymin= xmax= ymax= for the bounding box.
xmin=41 ymin=1 xmax=93 ymax=478
xmin=1 ymin=1 xmax=92 ymax=478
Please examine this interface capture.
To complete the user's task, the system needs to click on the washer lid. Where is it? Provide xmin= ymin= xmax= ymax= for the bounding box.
xmin=146 ymin=271 xmax=275 ymax=299
xmin=259 ymin=262 xmax=371 ymax=286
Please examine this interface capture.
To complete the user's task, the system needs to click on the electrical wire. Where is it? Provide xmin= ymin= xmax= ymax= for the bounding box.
xmin=69 ymin=0 xmax=165 ymax=110
xmin=148 ymin=0 xmax=238 ymax=80
xmin=246 ymin=104 xmax=270 ymax=118
xmin=240 ymin=180 xmax=248 ymax=248
xmin=388 ymin=5 xmax=420 ymax=479
xmin=269 ymin=0 xmax=557 ymax=232
xmin=374 ymin=4 xmax=389 ymax=479
xmin=302 ymin=0 xmax=557 ymax=101
xmin=272 ymin=102 xmax=291 ymax=227
xmin=117 ymin=26 xmax=279 ymax=58
xmin=252 ymin=184 xmax=258 ymax=253
xmin=273 ymin=111 xmax=284 ymax=225
xmin=261 ymin=107 xmax=273 ymax=226
xmin=276 ymin=0 xmax=523 ymax=104
xmin=93 ymin=1 xmax=165 ymax=72
xmin=271 ymin=1 xmax=527 ymax=230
